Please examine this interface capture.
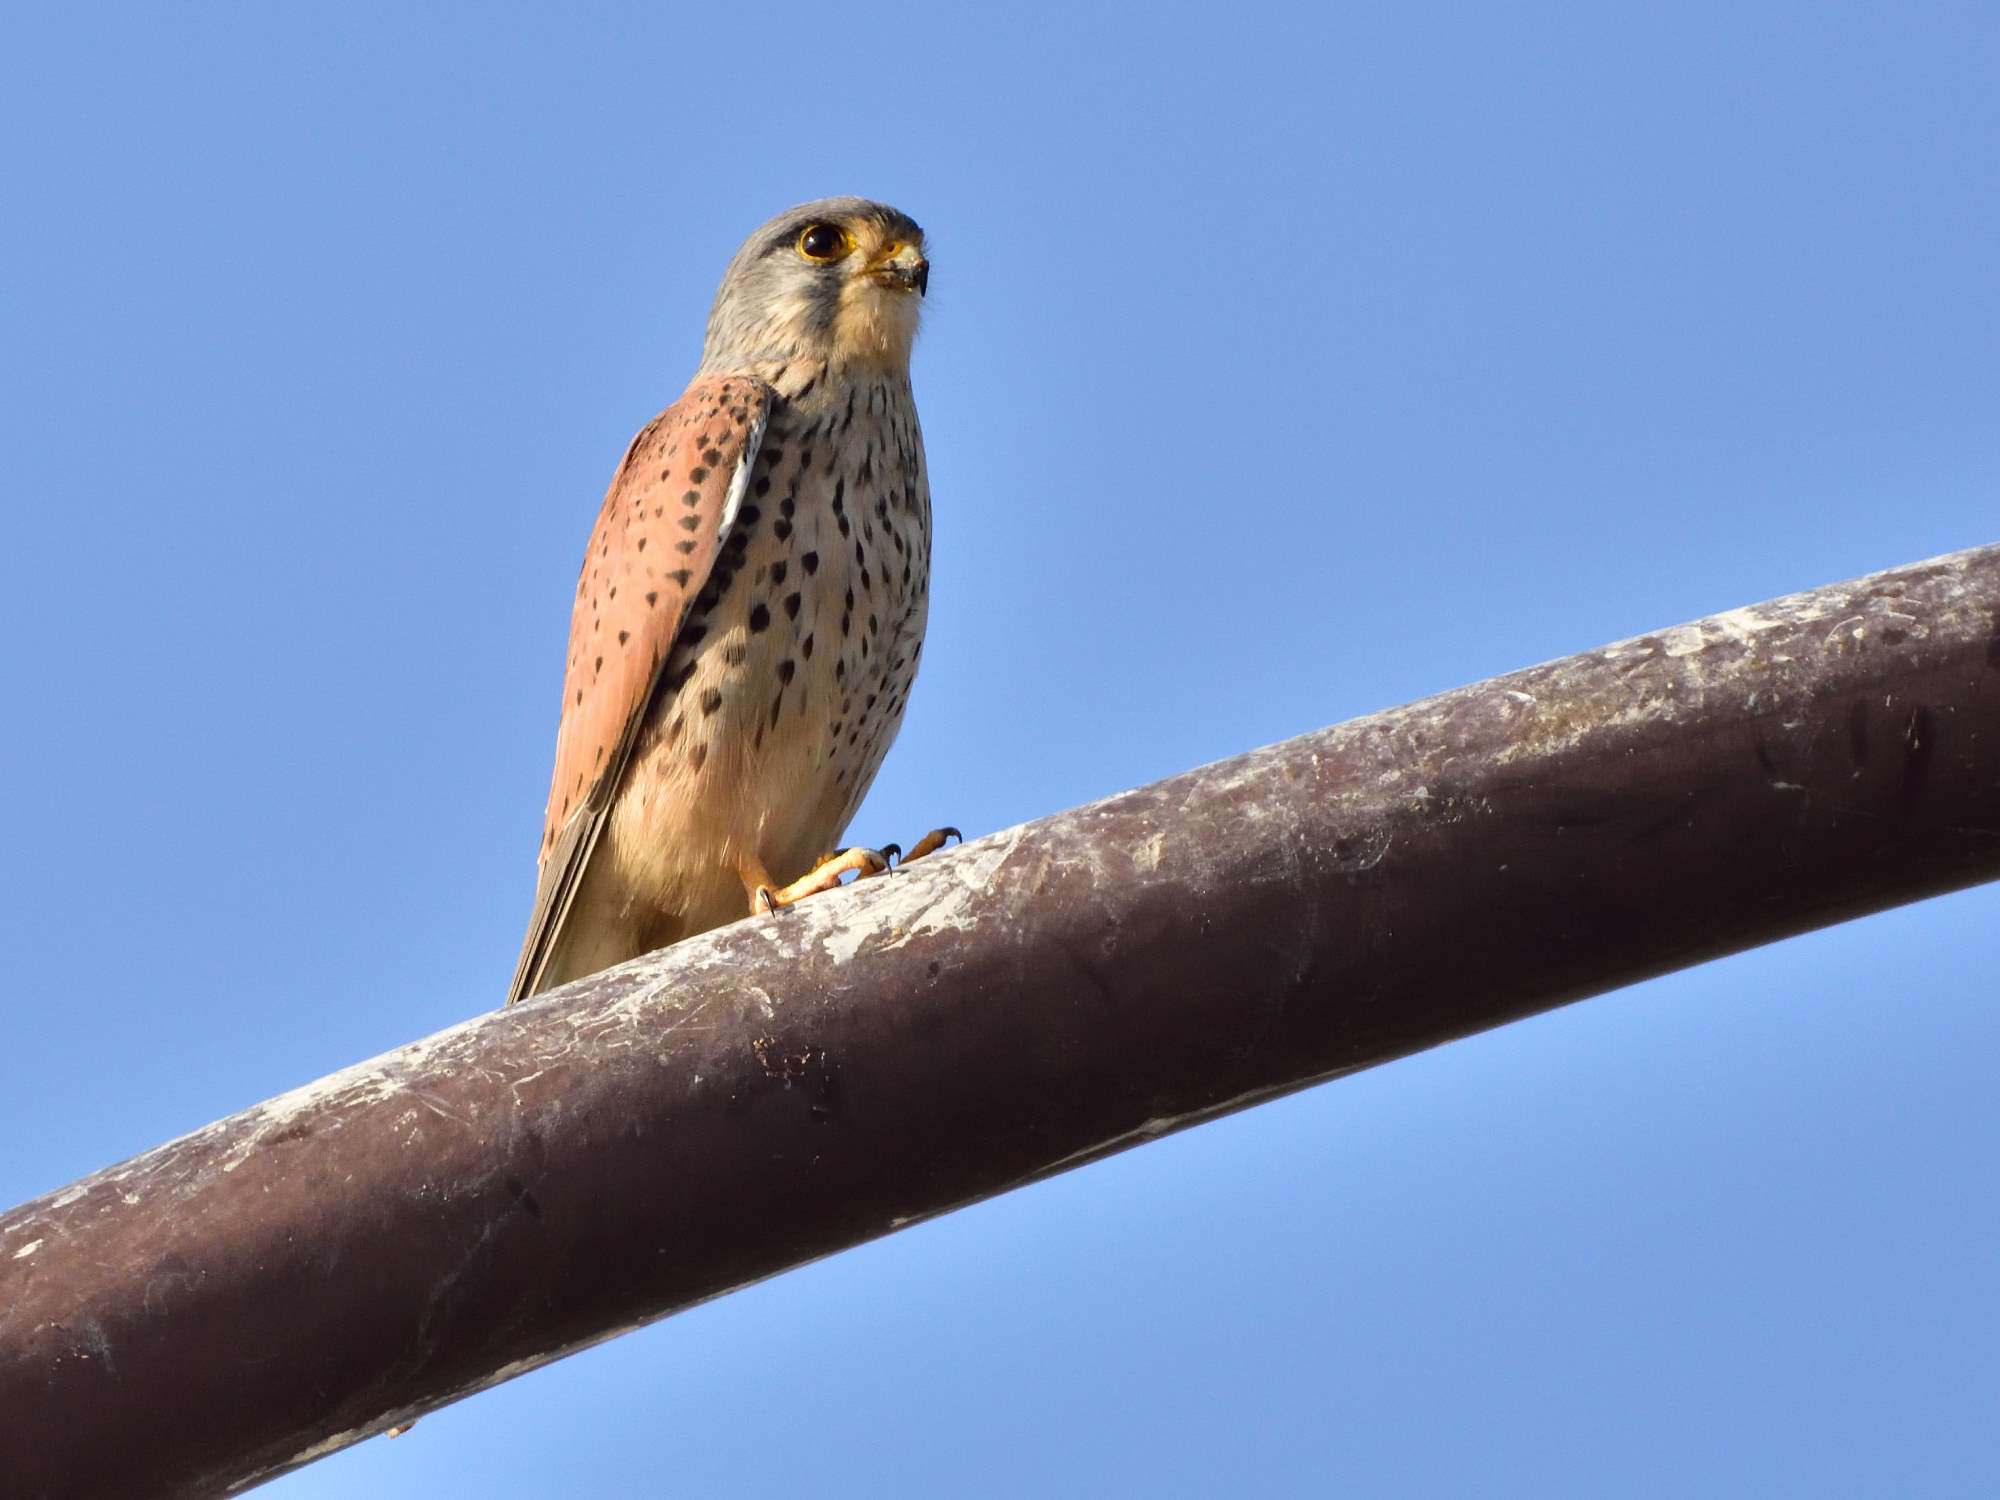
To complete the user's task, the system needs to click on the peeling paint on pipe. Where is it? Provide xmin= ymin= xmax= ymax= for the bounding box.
xmin=3 ymin=543 xmax=1998 ymax=1497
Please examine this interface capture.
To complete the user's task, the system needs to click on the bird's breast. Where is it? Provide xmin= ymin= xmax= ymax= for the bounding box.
xmin=606 ymin=375 xmax=931 ymax=923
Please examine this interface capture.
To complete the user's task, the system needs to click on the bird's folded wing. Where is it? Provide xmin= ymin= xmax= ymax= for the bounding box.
xmin=506 ymin=374 xmax=774 ymax=1005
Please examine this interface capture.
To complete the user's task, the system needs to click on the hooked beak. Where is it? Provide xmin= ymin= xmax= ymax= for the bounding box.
xmin=872 ymin=241 xmax=930 ymax=297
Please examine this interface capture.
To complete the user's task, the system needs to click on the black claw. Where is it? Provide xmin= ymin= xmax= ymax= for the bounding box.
xmin=881 ymin=842 xmax=903 ymax=866
xmin=941 ymin=826 xmax=963 ymax=844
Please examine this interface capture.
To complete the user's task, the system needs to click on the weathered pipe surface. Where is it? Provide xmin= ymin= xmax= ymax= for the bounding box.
xmin=5 ymin=545 xmax=1999 ymax=1497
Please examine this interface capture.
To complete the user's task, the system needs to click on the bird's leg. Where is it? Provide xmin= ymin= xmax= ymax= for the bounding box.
xmin=893 ymin=827 xmax=963 ymax=866
xmin=738 ymin=848 xmax=893 ymax=917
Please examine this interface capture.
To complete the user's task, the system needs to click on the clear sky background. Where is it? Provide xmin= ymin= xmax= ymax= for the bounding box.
xmin=4 ymin=4 xmax=1996 ymax=1495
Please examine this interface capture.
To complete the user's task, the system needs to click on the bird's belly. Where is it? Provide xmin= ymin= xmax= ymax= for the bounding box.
xmin=603 ymin=449 xmax=929 ymax=943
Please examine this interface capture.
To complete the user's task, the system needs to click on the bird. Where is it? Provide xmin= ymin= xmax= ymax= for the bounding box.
xmin=507 ymin=197 xmax=953 ymax=1005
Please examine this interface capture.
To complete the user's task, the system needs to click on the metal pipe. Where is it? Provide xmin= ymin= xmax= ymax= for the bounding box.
xmin=4 ymin=543 xmax=1998 ymax=1498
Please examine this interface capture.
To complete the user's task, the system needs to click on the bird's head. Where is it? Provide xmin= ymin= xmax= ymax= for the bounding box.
xmin=699 ymin=197 xmax=928 ymax=387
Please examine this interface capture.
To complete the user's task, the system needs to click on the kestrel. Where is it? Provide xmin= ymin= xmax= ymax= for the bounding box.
xmin=507 ymin=198 xmax=949 ymax=1005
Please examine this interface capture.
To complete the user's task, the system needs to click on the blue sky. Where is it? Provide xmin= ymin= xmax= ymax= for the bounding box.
xmin=3 ymin=3 xmax=1996 ymax=1494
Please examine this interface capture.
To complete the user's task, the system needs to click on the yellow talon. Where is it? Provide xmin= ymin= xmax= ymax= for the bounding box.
xmin=740 ymin=847 xmax=890 ymax=915
xmin=898 ymin=826 xmax=962 ymax=865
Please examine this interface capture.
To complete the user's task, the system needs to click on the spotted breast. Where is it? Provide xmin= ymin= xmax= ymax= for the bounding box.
xmin=585 ymin=374 xmax=931 ymax=965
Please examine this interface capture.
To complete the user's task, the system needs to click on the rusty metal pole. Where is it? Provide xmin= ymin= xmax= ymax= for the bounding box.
xmin=4 ymin=544 xmax=1999 ymax=1498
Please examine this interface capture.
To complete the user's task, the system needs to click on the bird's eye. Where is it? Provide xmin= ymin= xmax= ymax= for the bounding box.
xmin=795 ymin=223 xmax=850 ymax=262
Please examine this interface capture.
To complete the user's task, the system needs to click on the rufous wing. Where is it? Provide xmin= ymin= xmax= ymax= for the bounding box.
xmin=507 ymin=374 xmax=773 ymax=1004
